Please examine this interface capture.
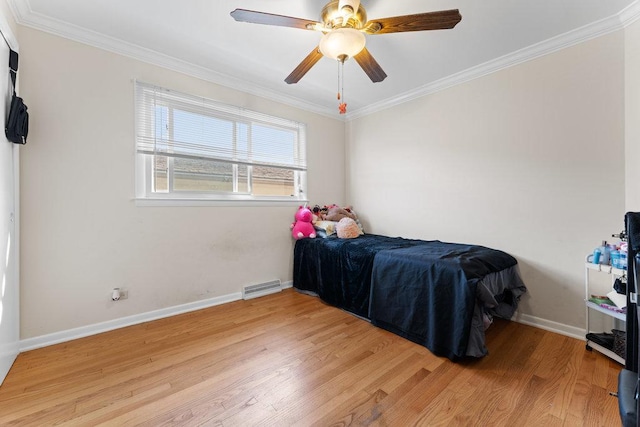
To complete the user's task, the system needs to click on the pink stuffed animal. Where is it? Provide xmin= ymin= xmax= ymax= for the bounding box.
xmin=291 ymin=206 xmax=316 ymax=240
xmin=336 ymin=217 xmax=361 ymax=239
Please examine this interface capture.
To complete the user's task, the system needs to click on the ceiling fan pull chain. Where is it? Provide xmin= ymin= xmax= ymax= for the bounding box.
xmin=338 ymin=59 xmax=347 ymax=114
xmin=337 ymin=60 xmax=341 ymax=101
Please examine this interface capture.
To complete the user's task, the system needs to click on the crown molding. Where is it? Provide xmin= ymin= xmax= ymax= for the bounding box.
xmin=7 ymin=0 xmax=638 ymax=121
xmin=348 ymin=2 xmax=638 ymax=120
xmin=6 ymin=0 xmax=340 ymax=120
xmin=620 ymin=0 xmax=640 ymax=26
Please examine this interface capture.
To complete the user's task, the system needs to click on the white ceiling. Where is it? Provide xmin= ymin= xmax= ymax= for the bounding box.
xmin=7 ymin=0 xmax=640 ymax=118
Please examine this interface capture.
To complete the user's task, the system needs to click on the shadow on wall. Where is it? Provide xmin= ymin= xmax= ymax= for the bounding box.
xmin=515 ymin=257 xmax=586 ymax=329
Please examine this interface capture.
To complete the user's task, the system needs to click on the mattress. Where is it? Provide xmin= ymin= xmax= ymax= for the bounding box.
xmin=293 ymin=234 xmax=526 ymax=360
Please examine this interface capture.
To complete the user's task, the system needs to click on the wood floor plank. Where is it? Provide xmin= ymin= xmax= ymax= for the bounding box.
xmin=376 ymin=361 xmax=466 ymax=425
xmin=566 ymin=346 xmax=599 ymax=421
xmin=0 ymin=289 xmax=623 ymax=426
xmin=363 ymin=350 xmax=433 ymax=395
xmin=297 ymin=347 xmax=420 ymax=425
xmin=417 ymin=323 xmax=540 ymax=426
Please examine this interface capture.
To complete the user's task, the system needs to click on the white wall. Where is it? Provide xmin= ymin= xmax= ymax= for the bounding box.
xmin=347 ymin=31 xmax=626 ymax=330
xmin=626 ymin=19 xmax=640 ymax=211
xmin=0 ymin=4 xmax=19 ymax=385
xmin=0 ymin=1 xmax=17 ymax=40
xmin=18 ymin=27 xmax=346 ymax=339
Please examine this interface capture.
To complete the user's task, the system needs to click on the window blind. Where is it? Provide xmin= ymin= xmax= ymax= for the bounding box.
xmin=135 ymin=81 xmax=307 ymax=171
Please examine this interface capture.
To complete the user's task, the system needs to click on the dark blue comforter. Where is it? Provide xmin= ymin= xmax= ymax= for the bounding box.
xmin=293 ymin=234 xmax=520 ymax=360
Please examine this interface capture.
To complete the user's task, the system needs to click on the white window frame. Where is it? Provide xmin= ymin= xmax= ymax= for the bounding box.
xmin=134 ymin=81 xmax=308 ymax=205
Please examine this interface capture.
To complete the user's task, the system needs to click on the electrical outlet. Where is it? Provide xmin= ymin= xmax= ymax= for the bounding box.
xmin=111 ymin=288 xmax=129 ymax=301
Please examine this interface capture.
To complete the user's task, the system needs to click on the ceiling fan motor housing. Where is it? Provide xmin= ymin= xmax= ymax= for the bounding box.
xmin=321 ymin=0 xmax=367 ymax=29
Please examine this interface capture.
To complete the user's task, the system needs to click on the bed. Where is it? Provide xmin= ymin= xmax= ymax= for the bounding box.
xmin=293 ymin=234 xmax=526 ymax=361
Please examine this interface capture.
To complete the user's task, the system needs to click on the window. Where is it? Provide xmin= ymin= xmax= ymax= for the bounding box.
xmin=135 ymin=81 xmax=307 ymax=203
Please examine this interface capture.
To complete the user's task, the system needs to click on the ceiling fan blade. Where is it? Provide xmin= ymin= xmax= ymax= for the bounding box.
xmin=285 ymin=46 xmax=324 ymax=84
xmin=230 ymin=9 xmax=321 ymax=31
xmin=354 ymin=48 xmax=387 ymax=83
xmin=364 ymin=9 xmax=462 ymax=35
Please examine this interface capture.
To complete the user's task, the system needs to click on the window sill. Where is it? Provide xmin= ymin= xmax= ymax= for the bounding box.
xmin=134 ymin=197 xmax=309 ymax=207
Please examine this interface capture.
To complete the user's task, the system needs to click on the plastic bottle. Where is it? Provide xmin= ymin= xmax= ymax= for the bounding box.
xmin=593 ymin=248 xmax=602 ymax=264
xmin=600 ymin=240 xmax=611 ymax=265
xmin=620 ymin=242 xmax=629 ymax=270
xmin=610 ymin=249 xmax=620 ymax=269
xmin=620 ymin=250 xmax=628 ymax=270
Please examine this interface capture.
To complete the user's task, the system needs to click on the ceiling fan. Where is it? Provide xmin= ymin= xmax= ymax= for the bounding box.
xmin=230 ymin=0 xmax=462 ymax=85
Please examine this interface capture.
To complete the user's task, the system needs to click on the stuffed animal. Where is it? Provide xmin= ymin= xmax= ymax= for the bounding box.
xmin=336 ymin=217 xmax=361 ymax=239
xmin=312 ymin=204 xmax=328 ymax=221
xmin=291 ymin=206 xmax=316 ymax=240
xmin=325 ymin=204 xmax=356 ymax=222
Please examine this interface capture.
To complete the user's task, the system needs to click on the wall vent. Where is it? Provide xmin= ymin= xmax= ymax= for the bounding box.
xmin=242 ymin=279 xmax=282 ymax=300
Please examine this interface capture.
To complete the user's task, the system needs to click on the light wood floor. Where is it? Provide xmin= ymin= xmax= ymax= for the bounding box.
xmin=0 ymin=289 xmax=622 ymax=426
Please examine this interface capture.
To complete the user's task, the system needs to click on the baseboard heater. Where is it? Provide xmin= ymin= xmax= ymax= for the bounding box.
xmin=242 ymin=279 xmax=282 ymax=300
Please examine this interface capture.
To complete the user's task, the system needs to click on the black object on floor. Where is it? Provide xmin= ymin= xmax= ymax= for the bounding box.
xmin=618 ymin=369 xmax=638 ymax=427
xmin=587 ymin=332 xmax=615 ymax=350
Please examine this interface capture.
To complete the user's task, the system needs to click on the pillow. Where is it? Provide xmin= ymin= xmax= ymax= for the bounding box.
xmin=314 ymin=229 xmax=337 ymax=239
xmin=313 ymin=220 xmax=337 ymax=236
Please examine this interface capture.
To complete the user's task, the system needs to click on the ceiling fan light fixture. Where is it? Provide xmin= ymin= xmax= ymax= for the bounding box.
xmin=319 ymin=28 xmax=366 ymax=61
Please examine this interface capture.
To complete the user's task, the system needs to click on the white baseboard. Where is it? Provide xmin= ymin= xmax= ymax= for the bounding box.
xmin=513 ymin=312 xmax=585 ymax=341
xmin=19 ymin=283 xmax=585 ymax=353
xmin=19 ymin=291 xmax=243 ymax=352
